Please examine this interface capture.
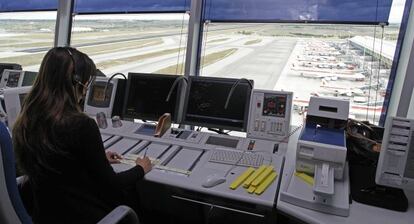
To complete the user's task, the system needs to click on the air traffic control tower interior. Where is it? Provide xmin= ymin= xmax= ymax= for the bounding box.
xmin=1 ymin=0 xmax=414 ymax=224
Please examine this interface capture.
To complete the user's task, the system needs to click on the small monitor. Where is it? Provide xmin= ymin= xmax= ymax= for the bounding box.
xmin=0 ymin=69 xmax=23 ymax=88
xmin=183 ymin=76 xmax=253 ymax=132
xmin=376 ymin=116 xmax=414 ymax=190
xmin=0 ymin=63 xmax=21 ymax=80
xmin=84 ymin=77 xmax=126 ymax=118
xmin=87 ymin=82 xmax=113 ymax=108
xmin=3 ymin=86 xmax=32 ymax=129
xmin=123 ymin=73 xmax=180 ymax=122
xmin=20 ymin=71 xmax=38 ymax=86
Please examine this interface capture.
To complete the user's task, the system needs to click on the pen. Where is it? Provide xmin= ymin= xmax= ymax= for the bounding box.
xmin=143 ymin=147 xmax=148 ymax=158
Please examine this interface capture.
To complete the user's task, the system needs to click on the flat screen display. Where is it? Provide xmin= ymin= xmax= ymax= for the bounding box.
xmin=87 ymin=82 xmax=113 ymax=107
xmin=123 ymin=73 xmax=180 ymax=122
xmin=21 ymin=71 xmax=37 ymax=86
xmin=183 ymin=76 xmax=252 ymax=131
xmin=262 ymin=93 xmax=287 ymax=118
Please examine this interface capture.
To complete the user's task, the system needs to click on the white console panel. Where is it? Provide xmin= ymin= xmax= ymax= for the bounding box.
xmin=98 ymin=119 xmax=285 ymax=208
xmin=247 ymin=90 xmax=293 ymax=142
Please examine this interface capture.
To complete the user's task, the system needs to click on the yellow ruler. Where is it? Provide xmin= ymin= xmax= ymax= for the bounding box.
xmin=295 ymin=171 xmax=314 ymax=186
xmin=243 ymin=165 xmax=267 ymax=188
xmin=251 ymin=165 xmax=274 ymax=187
xmin=229 ymin=167 xmax=255 ymax=190
xmin=254 ymin=172 xmax=277 ymax=195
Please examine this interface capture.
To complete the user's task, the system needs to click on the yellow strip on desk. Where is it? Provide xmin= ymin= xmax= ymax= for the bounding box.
xmin=251 ymin=165 xmax=274 ymax=187
xmin=254 ymin=172 xmax=277 ymax=195
xmin=295 ymin=172 xmax=314 ymax=186
xmin=247 ymin=185 xmax=256 ymax=194
xmin=229 ymin=167 xmax=255 ymax=190
xmin=243 ymin=165 xmax=267 ymax=188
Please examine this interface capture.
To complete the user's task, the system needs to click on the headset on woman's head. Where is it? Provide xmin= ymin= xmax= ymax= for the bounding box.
xmin=64 ymin=48 xmax=85 ymax=87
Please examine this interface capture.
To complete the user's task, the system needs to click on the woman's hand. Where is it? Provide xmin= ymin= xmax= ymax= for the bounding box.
xmin=105 ymin=151 xmax=122 ymax=164
xmin=135 ymin=156 xmax=152 ymax=174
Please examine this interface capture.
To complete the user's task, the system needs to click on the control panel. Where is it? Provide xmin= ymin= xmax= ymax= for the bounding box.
xmin=84 ymin=77 xmax=126 ymax=118
xmin=162 ymin=128 xmax=204 ymax=144
xmin=246 ymin=90 xmax=292 ymax=141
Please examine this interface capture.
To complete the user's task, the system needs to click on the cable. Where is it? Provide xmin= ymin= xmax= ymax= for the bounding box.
xmin=165 ymin=76 xmax=188 ymax=102
xmin=200 ymin=21 xmax=210 ymax=76
xmin=373 ymin=25 xmax=385 ymax=123
xmin=103 ymin=73 xmax=127 ymax=101
xmin=224 ymin=150 xmax=248 ymax=177
xmin=224 ymin=78 xmax=253 ymax=110
xmin=366 ymin=24 xmax=378 ymax=121
xmin=175 ymin=6 xmax=188 ymax=75
xmin=279 ymin=123 xmax=304 ymax=143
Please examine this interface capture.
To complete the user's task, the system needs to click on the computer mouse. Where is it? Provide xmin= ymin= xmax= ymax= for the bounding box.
xmin=202 ymin=174 xmax=226 ymax=188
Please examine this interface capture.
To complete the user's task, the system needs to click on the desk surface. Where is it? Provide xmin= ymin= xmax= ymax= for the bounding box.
xmin=101 ymin=120 xmax=284 ymax=209
xmin=277 ymin=130 xmax=414 ymax=224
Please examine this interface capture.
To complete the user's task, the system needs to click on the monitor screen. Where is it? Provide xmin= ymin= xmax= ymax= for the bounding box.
xmin=0 ymin=63 xmax=21 ymax=80
xmin=183 ymin=76 xmax=253 ymax=132
xmin=6 ymin=71 xmax=21 ymax=88
xmin=87 ymin=81 xmax=113 ymax=108
xmin=123 ymin=73 xmax=180 ymax=122
xmin=21 ymin=71 xmax=37 ymax=86
xmin=262 ymin=93 xmax=287 ymax=118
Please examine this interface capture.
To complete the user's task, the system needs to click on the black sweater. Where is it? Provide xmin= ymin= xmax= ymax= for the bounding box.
xmin=26 ymin=116 xmax=144 ymax=224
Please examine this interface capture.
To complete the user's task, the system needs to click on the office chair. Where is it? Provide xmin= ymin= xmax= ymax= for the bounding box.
xmin=0 ymin=122 xmax=140 ymax=224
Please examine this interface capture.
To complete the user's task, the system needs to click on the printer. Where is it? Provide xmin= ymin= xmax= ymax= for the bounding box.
xmin=280 ymin=96 xmax=351 ymax=217
xmin=296 ymin=96 xmax=349 ymax=196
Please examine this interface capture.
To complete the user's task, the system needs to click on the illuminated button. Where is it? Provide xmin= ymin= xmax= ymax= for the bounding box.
xmin=279 ymin=123 xmax=283 ymax=132
xmin=261 ymin=121 xmax=266 ymax=132
xmin=254 ymin=120 xmax=259 ymax=131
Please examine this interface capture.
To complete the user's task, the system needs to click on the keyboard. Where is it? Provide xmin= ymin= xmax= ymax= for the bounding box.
xmin=209 ymin=150 xmax=264 ymax=168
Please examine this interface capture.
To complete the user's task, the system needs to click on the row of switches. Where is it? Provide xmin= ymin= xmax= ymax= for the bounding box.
xmin=254 ymin=120 xmax=266 ymax=132
xmin=253 ymin=120 xmax=283 ymax=133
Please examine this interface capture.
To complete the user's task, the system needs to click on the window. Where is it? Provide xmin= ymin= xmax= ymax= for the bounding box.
xmin=199 ymin=0 xmax=407 ymax=125
xmin=71 ymin=13 xmax=189 ymax=76
xmin=0 ymin=11 xmax=57 ymax=71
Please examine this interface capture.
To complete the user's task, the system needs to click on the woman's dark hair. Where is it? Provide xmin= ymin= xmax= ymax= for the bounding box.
xmin=12 ymin=47 xmax=96 ymax=179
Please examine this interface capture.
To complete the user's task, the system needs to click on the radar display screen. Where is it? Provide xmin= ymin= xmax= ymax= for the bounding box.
xmin=87 ymin=83 xmax=113 ymax=107
xmin=6 ymin=71 xmax=21 ymax=88
xmin=184 ymin=77 xmax=252 ymax=131
xmin=262 ymin=93 xmax=286 ymax=118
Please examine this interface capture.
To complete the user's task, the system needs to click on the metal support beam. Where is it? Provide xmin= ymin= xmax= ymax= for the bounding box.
xmin=387 ymin=1 xmax=414 ymax=118
xmin=54 ymin=0 xmax=74 ymax=47
xmin=184 ymin=0 xmax=204 ymax=77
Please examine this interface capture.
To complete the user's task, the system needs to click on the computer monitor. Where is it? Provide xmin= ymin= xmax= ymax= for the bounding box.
xmin=84 ymin=77 xmax=126 ymax=118
xmin=20 ymin=71 xmax=38 ymax=86
xmin=376 ymin=116 xmax=414 ymax=190
xmin=0 ymin=69 xmax=22 ymax=88
xmin=3 ymin=86 xmax=31 ymax=129
xmin=123 ymin=73 xmax=180 ymax=122
xmin=182 ymin=76 xmax=253 ymax=132
xmin=0 ymin=63 xmax=21 ymax=80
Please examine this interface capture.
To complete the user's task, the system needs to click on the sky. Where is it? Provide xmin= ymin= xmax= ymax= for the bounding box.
xmin=0 ymin=0 xmax=407 ymax=24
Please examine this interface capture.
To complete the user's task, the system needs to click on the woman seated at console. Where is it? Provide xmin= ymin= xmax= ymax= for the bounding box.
xmin=13 ymin=47 xmax=152 ymax=223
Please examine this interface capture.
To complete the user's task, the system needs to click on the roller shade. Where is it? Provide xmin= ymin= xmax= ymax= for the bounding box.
xmin=0 ymin=0 xmax=57 ymax=12
xmin=74 ymin=0 xmax=190 ymax=14
xmin=203 ymin=0 xmax=393 ymax=24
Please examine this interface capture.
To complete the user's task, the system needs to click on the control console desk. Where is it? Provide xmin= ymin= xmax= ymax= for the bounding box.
xmin=97 ymin=119 xmax=286 ymax=222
